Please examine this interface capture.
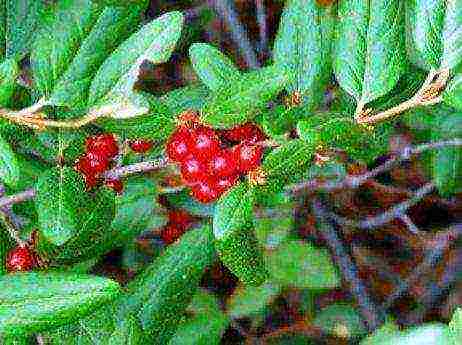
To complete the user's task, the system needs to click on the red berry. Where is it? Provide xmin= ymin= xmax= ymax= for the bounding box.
xmin=75 ymin=153 xmax=110 ymax=176
xmin=86 ymin=133 xmax=119 ymax=159
xmin=6 ymin=246 xmax=36 ymax=272
xmin=166 ymin=126 xmax=193 ymax=162
xmin=161 ymin=224 xmax=185 ymax=245
xmin=129 ymin=139 xmax=153 ymax=154
xmin=222 ymin=123 xmax=265 ymax=144
xmin=105 ymin=179 xmax=124 ymax=194
xmin=190 ymin=180 xmax=220 ymax=203
xmin=168 ymin=210 xmax=193 ymax=229
xmin=83 ymin=173 xmax=98 ymax=189
xmin=215 ymin=174 xmax=239 ymax=194
xmin=232 ymin=144 xmax=263 ymax=173
xmin=190 ymin=125 xmax=220 ymax=160
xmin=180 ymin=154 xmax=208 ymax=183
xmin=208 ymin=148 xmax=237 ymax=178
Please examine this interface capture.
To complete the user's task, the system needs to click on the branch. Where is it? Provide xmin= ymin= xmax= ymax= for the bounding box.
xmin=312 ymin=199 xmax=386 ymax=332
xmin=255 ymin=0 xmax=268 ymax=56
xmin=287 ymin=138 xmax=462 ymax=194
xmin=355 ymin=68 xmax=450 ymax=125
xmin=325 ymin=182 xmax=435 ymax=230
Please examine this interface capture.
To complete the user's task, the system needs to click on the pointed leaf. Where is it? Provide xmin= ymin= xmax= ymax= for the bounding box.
xmin=227 ymin=282 xmax=280 ymax=319
xmin=443 ymin=73 xmax=462 ymax=110
xmin=441 ymin=1 xmax=462 ymax=69
xmin=0 ymin=58 xmax=19 ymax=107
xmin=0 ymin=134 xmax=19 ymax=187
xmin=0 ymin=272 xmax=120 ymax=337
xmin=201 ymin=65 xmax=290 ymax=129
xmin=35 ymin=167 xmax=87 ymax=246
xmin=161 ymin=84 xmax=209 ymax=114
xmin=89 ymin=11 xmax=184 ymax=106
xmin=168 ymin=313 xmax=229 ymax=345
xmin=334 ymin=0 xmax=406 ymax=105
xmin=273 ymin=0 xmax=335 ymax=109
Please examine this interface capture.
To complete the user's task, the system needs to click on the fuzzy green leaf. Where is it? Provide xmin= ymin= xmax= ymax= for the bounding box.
xmin=0 ymin=58 xmax=19 ymax=107
xmin=0 ymin=134 xmax=19 ymax=187
xmin=443 ymin=74 xmax=462 ymax=110
xmin=334 ymin=0 xmax=406 ymax=105
xmin=213 ymin=183 xmax=268 ymax=286
xmin=266 ymin=240 xmax=340 ymax=289
xmin=227 ymin=282 xmax=280 ymax=319
xmin=117 ymin=225 xmax=216 ymax=343
xmin=441 ymin=1 xmax=462 ymax=69
xmin=449 ymin=308 xmax=462 ymax=344
xmin=189 ymin=43 xmax=241 ymax=91
xmin=0 ymin=272 xmax=120 ymax=337
xmin=161 ymin=84 xmax=209 ymax=114
xmin=201 ymin=65 xmax=290 ymax=129
xmin=432 ymin=113 xmax=462 ymax=197
xmin=35 ymin=167 xmax=87 ymax=246
xmin=46 ymin=5 xmax=147 ymax=109
xmin=273 ymin=0 xmax=335 ymax=109
xmin=89 ymin=11 xmax=184 ymax=107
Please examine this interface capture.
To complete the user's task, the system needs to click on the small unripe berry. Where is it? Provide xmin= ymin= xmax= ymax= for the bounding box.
xmin=129 ymin=139 xmax=153 ymax=154
xmin=6 ymin=246 xmax=36 ymax=273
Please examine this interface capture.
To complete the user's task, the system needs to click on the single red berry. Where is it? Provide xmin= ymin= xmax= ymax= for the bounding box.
xmin=208 ymin=148 xmax=237 ymax=178
xmin=161 ymin=224 xmax=186 ymax=245
xmin=6 ymin=245 xmax=36 ymax=272
xmin=129 ymin=139 xmax=153 ymax=154
xmin=232 ymin=144 xmax=263 ymax=173
xmin=222 ymin=123 xmax=265 ymax=144
xmin=168 ymin=209 xmax=193 ymax=229
xmin=75 ymin=152 xmax=110 ymax=176
xmin=86 ymin=133 xmax=119 ymax=159
xmin=190 ymin=180 xmax=220 ymax=203
xmin=105 ymin=178 xmax=124 ymax=194
xmin=215 ymin=174 xmax=239 ymax=195
xmin=166 ymin=126 xmax=193 ymax=162
xmin=180 ymin=154 xmax=208 ymax=183
xmin=190 ymin=125 xmax=220 ymax=160
xmin=83 ymin=173 xmax=98 ymax=189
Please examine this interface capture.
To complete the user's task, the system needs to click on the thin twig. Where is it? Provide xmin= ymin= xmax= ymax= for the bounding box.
xmin=0 ymin=210 xmax=26 ymax=246
xmin=208 ymin=0 xmax=260 ymax=69
xmin=287 ymin=138 xmax=462 ymax=194
xmin=326 ymin=182 xmax=435 ymax=230
xmin=103 ymin=157 xmax=169 ymax=180
xmin=0 ymin=188 xmax=36 ymax=209
xmin=312 ymin=199 xmax=385 ymax=331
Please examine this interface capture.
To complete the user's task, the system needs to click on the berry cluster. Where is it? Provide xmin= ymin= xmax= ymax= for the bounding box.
xmin=160 ymin=209 xmax=194 ymax=244
xmin=6 ymin=245 xmax=37 ymax=273
xmin=166 ymin=121 xmax=265 ymax=203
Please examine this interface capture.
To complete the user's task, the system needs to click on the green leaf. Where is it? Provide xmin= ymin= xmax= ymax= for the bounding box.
xmin=273 ymin=0 xmax=335 ymax=109
xmin=31 ymin=0 xmax=102 ymax=100
xmin=406 ymin=0 xmax=462 ymax=70
xmin=88 ymin=11 xmax=184 ymax=106
xmin=0 ymin=133 xmax=19 ymax=187
xmin=214 ymin=183 xmax=268 ymax=286
xmin=189 ymin=43 xmax=241 ymax=91
xmin=161 ymin=84 xmax=209 ymax=114
xmin=262 ymin=139 xmax=315 ymax=192
xmin=432 ymin=113 xmax=462 ymax=197
xmin=168 ymin=312 xmax=229 ymax=345
xmin=3 ymin=0 xmax=48 ymax=59
xmin=443 ymin=74 xmax=462 ymax=110
xmin=0 ymin=58 xmax=19 ymax=107
xmin=0 ymin=226 xmax=13 ymax=275
xmin=117 ymin=225 xmax=216 ymax=343
xmin=227 ymin=282 xmax=280 ymax=319
xmin=449 ymin=308 xmax=462 ymax=344
xmin=35 ymin=167 xmax=87 ymax=246
xmin=266 ymin=240 xmax=340 ymax=289
xmin=201 ymin=65 xmax=290 ymax=129
xmin=334 ymin=0 xmax=406 ymax=105
xmin=0 ymin=272 xmax=120 ymax=337
xmin=188 ymin=289 xmax=222 ymax=316
xmin=46 ymin=4 xmax=147 ymax=109
xmin=313 ymin=304 xmax=366 ymax=338
xmin=107 ymin=314 xmax=144 ymax=345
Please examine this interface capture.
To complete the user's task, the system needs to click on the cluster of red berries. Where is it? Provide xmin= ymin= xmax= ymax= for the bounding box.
xmin=160 ymin=209 xmax=194 ymax=245
xmin=166 ymin=120 xmax=265 ymax=203
xmin=5 ymin=245 xmax=37 ymax=273
xmin=75 ymin=133 xmax=154 ymax=193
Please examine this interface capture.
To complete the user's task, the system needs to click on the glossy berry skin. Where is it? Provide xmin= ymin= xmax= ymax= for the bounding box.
xmin=168 ymin=209 xmax=193 ymax=229
xmin=86 ymin=133 xmax=119 ymax=159
xmin=207 ymin=149 xmax=237 ymax=178
xmin=180 ymin=154 xmax=208 ymax=183
xmin=77 ymin=152 xmax=110 ymax=176
xmin=105 ymin=179 xmax=124 ymax=194
xmin=190 ymin=125 xmax=220 ymax=160
xmin=82 ymin=173 xmax=98 ymax=189
xmin=222 ymin=123 xmax=265 ymax=144
xmin=190 ymin=180 xmax=219 ymax=203
xmin=6 ymin=246 xmax=36 ymax=272
xmin=166 ymin=126 xmax=192 ymax=162
xmin=129 ymin=139 xmax=153 ymax=154
xmin=232 ymin=144 xmax=263 ymax=173
xmin=215 ymin=174 xmax=239 ymax=194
